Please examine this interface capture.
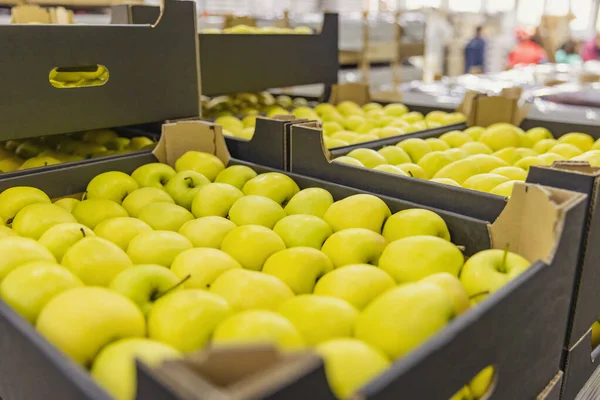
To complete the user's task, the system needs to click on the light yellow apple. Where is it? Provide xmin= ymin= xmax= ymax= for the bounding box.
xmin=86 ymin=171 xmax=139 ymax=204
xmin=72 ymin=199 xmax=128 ymax=229
xmin=430 ymin=178 xmax=461 ymax=187
xmin=378 ymin=146 xmax=411 ymax=165
xmin=228 ymin=195 xmax=285 ymax=229
xmin=479 ymin=125 xmax=521 ymax=151
xmin=425 ymin=110 xmax=447 ymax=123
xmin=93 ymin=217 xmax=152 ymax=251
xmin=425 ymin=138 xmax=451 ymax=151
xmin=53 ymin=197 xmax=80 ymax=213
xmin=445 ymin=148 xmax=468 ymax=161
xmin=382 ymin=209 xmax=450 ymax=242
xmin=460 ymin=142 xmax=492 ymax=155
xmin=36 ymin=287 xmax=146 ymax=366
xmin=439 ymin=131 xmax=473 ymax=148
xmin=433 ymin=159 xmax=480 ymax=184
xmin=214 ymin=165 xmax=257 ymax=190
xmin=331 ymin=131 xmax=360 ymax=143
xmin=514 ymin=156 xmax=545 ymax=171
xmin=323 ymin=194 xmax=391 ymax=233
xmin=39 ymin=222 xmax=95 ymax=262
xmin=343 ymin=115 xmax=366 ymax=131
xmin=464 ymin=126 xmax=485 ymax=141
xmin=395 ymin=163 xmax=427 ymax=179
xmin=12 ymin=203 xmax=76 ymax=240
xmin=466 ymin=154 xmax=509 ymax=173
xmin=220 ymin=225 xmax=285 ymax=271
xmin=571 ymin=150 xmax=600 ymax=166
xmin=131 ymin=163 xmax=176 ymax=190
xmin=490 ymin=180 xmax=519 ymax=197
xmin=284 ymin=188 xmax=334 ymax=218
xmin=440 ymin=112 xmax=467 ymax=125
xmin=492 ymin=147 xmax=521 ymax=165
xmin=262 ymin=247 xmax=333 ymax=294
xmin=321 ymin=228 xmax=387 ymax=268
xmin=383 ymin=103 xmax=408 ymax=117
xmin=315 ymin=103 xmax=338 ymax=115
xmin=417 ymin=151 xmax=455 ymax=178
xmin=490 ymin=166 xmax=527 ymax=181
xmin=175 ymin=151 xmax=225 ymax=181
xmin=373 ymin=164 xmax=410 ymax=176
xmin=379 ymin=235 xmax=463 ymax=282
xmin=333 ymin=156 xmax=365 ymax=167
xmin=212 ymin=309 xmax=304 ymax=350
xmin=191 ymin=183 xmax=244 ymax=218
xmin=273 ymin=214 xmax=332 ymax=249
xmin=396 ymin=138 xmax=432 ymax=162
xmin=127 ymin=231 xmax=192 ymax=267
xmin=525 ymin=127 xmax=553 ymax=144
xmin=121 ymin=187 xmax=174 ymax=218
xmin=346 ymin=148 xmax=387 ymax=168
xmin=538 ymin=152 xmax=566 ymax=165
xmin=533 ymin=139 xmax=558 ymax=154
xmin=558 ymin=132 xmax=594 ymax=152
xmin=376 ymin=126 xmax=404 ymax=139
xmin=463 ymin=173 xmax=510 ymax=193
xmin=354 ymin=282 xmax=454 ymax=359
xmin=548 ymin=143 xmax=582 ymax=159
xmin=178 ymin=216 xmax=236 ymax=248
xmin=422 ymin=272 xmax=469 ymax=315
xmin=138 ymin=202 xmax=193 ymax=232
xmin=323 ymin=122 xmax=344 ymax=136
xmin=324 ymin=137 xmax=349 ymax=148
xmin=242 ymin=172 xmax=300 ymax=205
xmin=316 ymin=338 xmax=390 ymax=399
xmin=171 ymin=248 xmax=242 ymax=290
xmin=0 ymin=237 xmax=55 ymax=281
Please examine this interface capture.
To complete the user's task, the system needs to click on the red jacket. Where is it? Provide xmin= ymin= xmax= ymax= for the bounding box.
xmin=508 ymin=41 xmax=548 ymax=68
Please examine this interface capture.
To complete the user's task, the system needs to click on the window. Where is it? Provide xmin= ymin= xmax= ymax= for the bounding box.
xmin=449 ymin=0 xmax=482 ymax=13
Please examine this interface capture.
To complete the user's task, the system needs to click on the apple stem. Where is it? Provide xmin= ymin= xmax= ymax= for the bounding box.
xmin=185 ymin=176 xmax=194 ymax=188
xmin=501 ymin=243 xmax=510 ymax=273
xmin=469 ymin=290 xmax=490 ymax=300
xmin=155 ymin=274 xmax=191 ymax=300
xmin=81 ymin=191 xmax=88 ymax=201
xmin=5 ymin=217 xmax=13 ymax=226
xmin=408 ymin=171 xmax=414 ymax=177
xmin=80 ymin=228 xmax=86 ymax=238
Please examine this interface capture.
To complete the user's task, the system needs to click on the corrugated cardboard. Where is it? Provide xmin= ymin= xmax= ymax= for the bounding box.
xmin=457 ymin=89 xmax=530 ymax=127
xmin=11 ymin=5 xmax=73 ymax=25
xmin=328 ymin=82 xmax=372 ymax=106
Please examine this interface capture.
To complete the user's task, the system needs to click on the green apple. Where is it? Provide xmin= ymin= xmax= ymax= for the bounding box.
xmin=316 ymin=338 xmax=390 ymax=399
xmin=178 ymin=216 xmax=236 ymax=248
xmin=333 ymin=156 xmax=365 ymax=167
xmin=479 ymin=125 xmax=522 ymax=151
xmin=373 ymin=164 xmax=409 ymax=176
xmin=0 ymin=261 xmax=83 ymax=323
xmin=466 ymin=154 xmax=509 ymax=173
xmin=323 ymin=194 xmax=391 ymax=233
xmin=548 ymin=143 xmax=582 ymax=159
xmin=377 ymin=146 xmax=411 ymax=165
xmin=558 ymin=132 xmax=594 ymax=152
xmin=379 ymin=235 xmax=463 ymax=282
xmin=417 ymin=151 xmax=455 ymax=178
xmin=396 ymin=138 xmax=431 ymax=162
xmin=39 ymin=222 xmax=95 ymax=262
xmin=212 ymin=309 xmax=304 ymax=350
xmin=463 ymin=173 xmax=510 ymax=193
xmin=273 ymin=214 xmax=332 ymax=249
xmin=433 ymin=159 xmax=480 ymax=184
xmin=72 ymin=199 xmax=128 ymax=229
xmin=62 ymin=237 xmax=132 ymax=286
xmin=138 ymin=203 xmax=193 ymax=231
xmin=284 ymin=188 xmax=334 ymax=218
xmin=53 ymin=197 xmax=80 ymax=213
xmin=314 ymin=264 xmax=395 ymax=310
xmin=262 ymin=247 xmax=333 ymax=294
xmin=321 ymin=228 xmax=387 ymax=268
xmin=345 ymin=149 xmax=386 ymax=169
xmin=86 ymin=171 xmax=139 ymax=204
xmin=147 ymin=289 xmax=231 ymax=352
xmin=109 ymin=265 xmax=182 ymax=316
xmin=94 ymin=217 xmax=152 ymax=251
xmin=36 ymin=287 xmax=146 ymax=366
xmin=460 ymin=142 xmax=492 ymax=155
xmin=127 ymin=231 xmax=192 ymax=267
xmin=164 ymin=171 xmax=210 ymax=210
xmin=430 ymin=178 xmax=461 ymax=187
xmin=131 ymin=163 xmax=177 ymax=190
xmin=422 ymin=272 xmax=469 ymax=315
xmin=220 ymin=225 xmax=285 ymax=270
xmin=571 ymin=150 xmax=600 ymax=166
xmin=464 ymin=126 xmax=485 ymax=141
xmin=395 ymin=163 xmax=427 ymax=179
xmin=460 ymin=248 xmax=531 ymax=303
xmin=490 ymin=166 xmax=527 ymax=181
xmin=533 ymin=139 xmax=558 ymax=154
xmin=525 ymin=127 xmax=553 ymax=144
xmin=228 ymin=195 xmax=285 ymax=229
xmin=91 ymin=338 xmax=181 ymax=400
xmin=0 ymin=186 xmax=51 ymax=224
xmin=382 ymin=209 xmax=450 ymax=242
xmin=0 ymin=237 xmax=56 ymax=281
xmin=11 ymin=203 xmax=76 ymax=240
xmin=514 ymin=156 xmax=545 ymax=171
xmin=425 ymin=138 xmax=451 ymax=152
xmin=191 ymin=183 xmax=244 ymax=218
xmin=121 ymin=187 xmax=174 ymax=218
xmin=214 ymin=165 xmax=258 ymax=190
xmin=355 ymin=281 xmax=454 ymax=359
xmin=439 ymin=131 xmax=473 ymax=148
xmin=210 ymin=268 xmax=293 ymax=311
xmin=279 ymin=295 xmax=357 ymax=345
xmin=175 ymin=151 xmax=225 ymax=181
xmin=171 ymin=248 xmax=241 ymax=289
xmin=469 ymin=366 xmax=495 ymax=398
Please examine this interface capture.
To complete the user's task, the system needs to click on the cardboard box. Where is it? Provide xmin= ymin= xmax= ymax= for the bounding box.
xmin=456 ymin=89 xmax=530 ymax=127
xmin=0 ymin=118 xmax=585 ymax=399
xmin=0 ymin=0 xmax=200 ymax=141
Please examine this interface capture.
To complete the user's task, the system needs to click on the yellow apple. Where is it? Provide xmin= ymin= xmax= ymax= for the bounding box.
xmin=450 ymin=386 xmax=474 ymax=400
xmin=138 ymin=202 xmax=193 ymax=231
xmin=148 ymin=289 xmax=231 ymax=352
xmin=463 ymin=173 xmax=510 ymax=193
xmin=228 ymin=195 xmax=285 ymax=229
xmin=333 ymin=156 xmax=365 ymax=167
xmin=383 ymin=103 xmax=408 ymax=117
xmin=273 ymin=214 xmax=332 ymax=249
xmin=121 ymin=187 xmax=174 ymax=218
xmin=396 ymin=138 xmax=431 ymax=162
xmin=533 ymin=139 xmax=558 ymax=154
xmin=39 ymin=222 xmax=95 ymax=262
xmin=323 ymin=194 xmax=391 ymax=233
xmin=430 ymin=178 xmax=461 ymax=187
xmin=439 ymin=131 xmax=473 ymax=148
xmin=525 ymin=127 xmax=553 ymax=144
xmin=53 ymin=197 xmax=80 ymax=213
xmin=214 ymin=165 xmax=257 ymax=190
xmin=490 ymin=180 xmax=518 ymax=197
xmin=466 ymin=154 xmax=509 ymax=173
xmin=373 ymin=164 xmax=410 ymax=176
xmin=171 ymin=248 xmax=241 ymax=289
xmin=191 ymin=183 xmax=244 ymax=218
xmin=220 ymin=225 xmax=285 ymax=270
xmin=572 ymin=150 xmax=600 ymax=166
xmin=93 ymin=217 xmax=152 ymax=251
xmin=460 ymin=142 xmax=492 ymax=155
xmin=284 ymin=188 xmax=334 ymax=218
xmin=375 ymin=126 xmax=403 ymax=139
xmin=131 ymin=163 xmax=176 ymax=190
xmin=464 ymin=126 xmax=485 ymax=141
xmin=433 ymin=159 xmax=480 ymax=184
xmin=321 ymin=228 xmax=387 ymax=268
xmin=262 ymin=247 xmax=333 ymax=294
xmin=343 ymin=115 xmax=367 ymax=131
xmin=492 ymin=147 xmax=521 ymax=165
xmin=323 ymin=122 xmax=344 ymax=136
xmin=445 ymin=148 xmax=468 ymax=161
xmin=37 ymin=287 xmax=146 ymax=366
xmin=86 ymin=171 xmax=139 ymax=204
xmin=332 ymin=131 xmax=360 ymax=143
xmin=315 ymin=103 xmax=338 ymax=115
xmin=422 ymin=272 xmax=469 ymax=315
xmin=324 ymin=137 xmax=349 ymax=148
xmin=424 ymin=138 xmax=450 ymax=152
xmin=417 ymin=151 xmax=455 ymax=178
xmin=593 ymin=139 xmax=600 ymax=151
xmin=382 ymin=209 xmax=450 ymax=242
xmin=490 ymin=166 xmax=527 ymax=181
xmin=175 ymin=151 xmax=225 ymax=181
xmin=354 ymin=282 xmax=454 ymax=359
xmin=558 ymin=132 xmax=594 ymax=152
xmin=479 ymin=125 xmax=521 ymax=151
xmin=12 ymin=203 xmax=76 ymax=240
xmin=400 ymin=111 xmax=424 ymax=124
xmin=178 ymin=216 xmax=236 ymax=248
xmin=127 ymin=231 xmax=192 ymax=267
xmin=242 ymin=172 xmax=300 ymax=205
xmin=346 ymin=148 xmax=387 ymax=168
xmin=538 ymin=152 xmax=566 ymax=165
xmin=395 ymin=163 xmax=427 ymax=179
xmin=514 ymin=156 xmax=545 ymax=171
xmin=425 ymin=110 xmax=447 ymax=123
xmin=378 ymin=146 xmax=411 ymax=165
xmin=164 ymin=170 xmax=210 ymax=210
xmin=0 ymin=237 xmax=55 ymax=281
xmin=469 ymin=366 xmax=495 ymax=398
xmin=548 ymin=143 xmax=582 ymax=159
xmin=72 ymin=199 xmax=128 ymax=229
xmin=440 ymin=112 xmax=467 ymax=125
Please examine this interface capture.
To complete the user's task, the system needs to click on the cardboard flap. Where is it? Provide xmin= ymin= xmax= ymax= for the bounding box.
xmin=11 ymin=5 xmax=50 ymax=24
xmin=329 ymin=83 xmax=372 ymax=105
xmin=146 ymin=346 xmax=327 ymax=400
xmin=547 ymin=160 xmax=600 ymax=176
xmin=457 ymin=90 xmax=530 ymax=127
xmin=490 ymin=182 xmax=584 ymax=264
xmin=156 ymin=120 xmax=230 ymax=166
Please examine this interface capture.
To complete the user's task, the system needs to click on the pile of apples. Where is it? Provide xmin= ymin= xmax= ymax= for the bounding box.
xmin=0 ymin=129 xmax=155 ymax=173
xmin=202 ymin=25 xmax=314 ymax=34
xmin=335 ymin=124 xmax=600 ymax=197
xmin=0 ymin=151 xmax=530 ymax=400
xmin=218 ymin=100 xmax=466 ymax=146
xmin=202 ymin=92 xmax=310 ymax=118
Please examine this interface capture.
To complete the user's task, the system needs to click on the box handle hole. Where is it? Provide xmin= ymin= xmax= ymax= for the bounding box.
xmin=49 ymin=65 xmax=109 ymax=88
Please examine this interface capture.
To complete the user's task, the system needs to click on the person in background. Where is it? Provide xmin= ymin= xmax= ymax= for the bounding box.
xmin=508 ymin=27 xmax=548 ymax=68
xmin=464 ymin=26 xmax=486 ymax=74
xmin=555 ymin=40 xmax=582 ymax=64
xmin=581 ymin=34 xmax=600 ymax=61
